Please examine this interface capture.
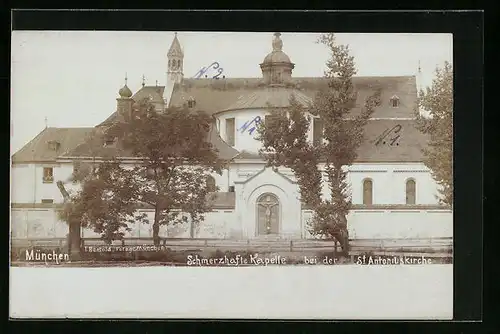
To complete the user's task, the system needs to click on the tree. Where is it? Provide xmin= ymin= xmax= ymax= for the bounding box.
xmin=58 ymin=159 xmax=144 ymax=249
xmin=56 ymin=129 xmax=122 ymax=259
xmin=257 ymin=33 xmax=381 ymax=254
xmin=105 ymin=99 xmax=226 ymax=246
xmin=415 ymin=61 xmax=453 ymax=206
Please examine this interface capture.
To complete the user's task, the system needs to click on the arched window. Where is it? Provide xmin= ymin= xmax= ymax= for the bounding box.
xmin=206 ymin=175 xmax=216 ymax=193
xmin=406 ymin=179 xmax=416 ymax=204
xmin=168 ymin=60 xmax=171 ymax=68
xmin=363 ymin=179 xmax=373 ymax=205
xmin=177 ymin=59 xmax=181 ymax=68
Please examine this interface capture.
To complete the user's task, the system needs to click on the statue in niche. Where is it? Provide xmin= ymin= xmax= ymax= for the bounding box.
xmin=257 ymin=194 xmax=279 ymax=234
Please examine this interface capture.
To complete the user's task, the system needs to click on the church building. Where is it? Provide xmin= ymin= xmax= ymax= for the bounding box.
xmin=11 ymin=33 xmax=453 ymax=241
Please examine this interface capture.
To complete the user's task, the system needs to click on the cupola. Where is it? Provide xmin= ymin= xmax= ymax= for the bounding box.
xmin=260 ymin=32 xmax=295 ymax=86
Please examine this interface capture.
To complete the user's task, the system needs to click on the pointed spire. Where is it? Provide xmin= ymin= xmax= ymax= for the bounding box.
xmin=142 ymin=74 xmax=145 ymax=87
xmin=44 ymin=116 xmax=48 ymax=128
xmin=418 ymin=60 xmax=421 ymax=73
xmin=168 ymin=32 xmax=184 ymax=57
xmin=125 ymin=72 xmax=128 ymax=85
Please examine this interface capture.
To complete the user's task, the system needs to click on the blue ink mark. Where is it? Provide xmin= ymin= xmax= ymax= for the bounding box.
xmin=193 ymin=67 xmax=207 ymax=79
xmin=239 ymin=116 xmax=261 ymax=135
xmin=213 ymin=68 xmax=223 ymax=79
xmin=193 ymin=61 xmax=225 ymax=79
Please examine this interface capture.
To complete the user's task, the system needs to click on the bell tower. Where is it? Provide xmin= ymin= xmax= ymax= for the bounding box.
xmin=164 ymin=32 xmax=184 ymax=105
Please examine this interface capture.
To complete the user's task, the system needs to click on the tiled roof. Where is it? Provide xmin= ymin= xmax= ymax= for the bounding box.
xmin=169 ymin=76 xmax=417 ymax=118
xmin=220 ymin=87 xmax=312 ymax=113
xmin=97 ymin=86 xmax=165 ymax=127
xmin=235 ymin=119 xmax=428 ymax=163
xmin=132 ymin=85 xmax=165 ymax=104
xmin=14 ymin=76 xmax=423 ymax=164
xmin=12 ymin=127 xmax=94 ymax=163
xmin=63 ymin=121 xmax=239 ymax=161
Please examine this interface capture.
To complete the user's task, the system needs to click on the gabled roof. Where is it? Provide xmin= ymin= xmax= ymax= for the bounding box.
xmin=169 ymin=76 xmax=417 ymax=119
xmin=12 ymin=127 xmax=94 ymax=163
xmin=63 ymin=121 xmax=239 ymax=161
xmin=234 ymin=119 xmax=429 ymax=163
xmin=234 ymin=166 xmax=296 ymax=184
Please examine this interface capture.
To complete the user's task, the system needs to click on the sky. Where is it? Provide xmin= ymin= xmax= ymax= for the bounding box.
xmin=10 ymin=31 xmax=452 ymax=153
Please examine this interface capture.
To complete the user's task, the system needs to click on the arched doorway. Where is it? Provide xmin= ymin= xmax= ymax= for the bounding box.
xmin=256 ymin=193 xmax=280 ymax=235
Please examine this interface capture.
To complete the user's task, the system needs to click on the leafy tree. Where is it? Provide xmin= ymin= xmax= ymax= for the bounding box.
xmin=415 ymin=61 xmax=453 ymax=206
xmin=257 ymin=33 xmax=381 ymax=254
xmin=105 ymin=99 xmax=226 ymax=246
xmin=56 ymin=129 xmax=113 ymax=259
xmin=58 ymin=159 xmax=144 ymax=250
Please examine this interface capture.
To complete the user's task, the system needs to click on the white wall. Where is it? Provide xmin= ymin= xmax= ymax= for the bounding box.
xmin=302 ymin=209 xmax=453 ymax=239
xmin=11 ymin=208 xmax=240 ymax=240
xmin=11 ymin=209 xmax=68 ymax=238
xmin=11 ymin=163 xmax=74 ymax=204
xmin=11 ymin=207 xmax=452 ymax=241
xmin=218 ymin=108 xmax=263 ymax=152
xmin=320 ymin=163 xmax=440 ymax=205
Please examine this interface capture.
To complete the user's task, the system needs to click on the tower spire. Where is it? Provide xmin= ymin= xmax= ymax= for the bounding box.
xmin=165 ymin=32 xmax=184 ymax=105
xmin=142 ymin=74 xmax=145 ymax=87
xmin=125 ymin=72 xmax=128 ymax=85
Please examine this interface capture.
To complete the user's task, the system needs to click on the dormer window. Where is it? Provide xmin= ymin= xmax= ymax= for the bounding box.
xmin=390 ymin=95 xmax=400 ymax=108
xmin=47 ymin=140 xmax=61 ymax=151
xmin=104 ymin=137 xmax=116 ymax=147
xmin=187 ymin=97 xmax=196 ymax=108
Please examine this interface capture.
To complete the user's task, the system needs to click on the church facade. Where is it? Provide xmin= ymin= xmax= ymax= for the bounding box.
xmin=11 ymin=33 xmax=453 ymax=241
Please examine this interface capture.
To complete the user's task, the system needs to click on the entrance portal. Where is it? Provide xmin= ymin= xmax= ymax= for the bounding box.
xmin=256 ymin=193 xmax=280 ymax=235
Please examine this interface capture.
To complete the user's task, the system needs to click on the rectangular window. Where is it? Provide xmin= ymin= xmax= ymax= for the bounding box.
xmin=41 ymin=199 xmax=54 ymax=204
xmin=313 ymin=118 xmax=324 ymax=147
xmin=43 ymin=167 xmax=54 ymax=183
xmin=264 ymin=114 xmax=278 ymax=128
xmin=226 ymin=118 xmax=235 ymax=146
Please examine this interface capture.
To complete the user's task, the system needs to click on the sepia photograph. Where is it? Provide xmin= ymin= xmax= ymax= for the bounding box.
xmin=10 ymin=29 xmax=454 ymax=318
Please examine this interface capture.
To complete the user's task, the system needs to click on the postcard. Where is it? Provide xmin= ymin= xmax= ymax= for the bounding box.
xmin=10 ymin=29 xmax=453 ymax=319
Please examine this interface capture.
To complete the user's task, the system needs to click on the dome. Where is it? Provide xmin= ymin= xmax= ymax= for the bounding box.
xmin=263 ymin=50 xmax=291 ymax=64
xmin=119 ymin=84 xmax=133 ymax=98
